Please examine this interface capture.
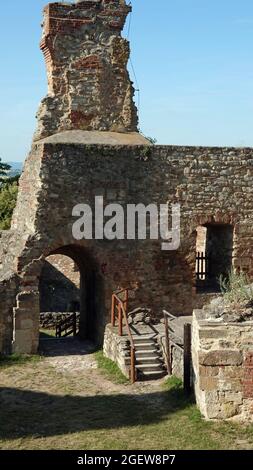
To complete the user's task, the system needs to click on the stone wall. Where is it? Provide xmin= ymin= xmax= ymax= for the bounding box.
xmin=192 ymin=309 xmax=253 ymax=421
xmin=40 ymin=254 xmax=80 ymax=312
xmin=1 ymin=0 xmax=253 ymax=355
xmin=1 ymin=142 xmax=253 ymax=354
xmin=0 ymin=275 xmax=18 ymax=355
xmin=103 ymin=324 xmax=130 ymax=377
xmin=157 ymin=334 xmax=184 ymax=379
xmin=35 ymin=0 xmax=137 ymax=140
xmin=40 ymin=312 xmax=74 ymax=329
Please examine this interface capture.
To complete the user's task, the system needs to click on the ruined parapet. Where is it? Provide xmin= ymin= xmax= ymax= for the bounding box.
xmin=34 ymin=0 xmax=138 ymax=140
xmin=192 ymin=308 xmax=253 ymax=422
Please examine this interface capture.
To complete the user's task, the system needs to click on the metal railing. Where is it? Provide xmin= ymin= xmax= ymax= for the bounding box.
xmin=111 ymin=288 xmax=136 ymax=384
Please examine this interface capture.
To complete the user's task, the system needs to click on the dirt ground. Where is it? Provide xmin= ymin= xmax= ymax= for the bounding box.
xmin=0 ymin=338 xmax=253 ymax=450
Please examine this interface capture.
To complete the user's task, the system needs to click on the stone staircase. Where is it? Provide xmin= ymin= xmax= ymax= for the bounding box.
xmin=126 ymin=335 xmax=166 ymax=381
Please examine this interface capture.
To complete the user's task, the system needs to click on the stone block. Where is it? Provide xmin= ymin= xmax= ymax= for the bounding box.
xmin=20 ymin=319 xmax=34 ymax=330
xmin=199 ymin=329 xmax=228 ymax=339
xmin=224 ymin=392 xmax=243 ymax=405
xmin=220 ymin=402 xmax=239 ymax=419
xmin=199 ymin=376 xmax=218 ymax=391
xmin=219 ymin=378 xmax=242 ymax=393
xmin=199 ymin=365 xmax=219 ymax=377
xmin=219 ymin=366 xmax=243 ymax=379
xmin=199 ymin=350 xmax=243 ymax=366
xmin=13 ymin=331 xmax=33 ymax=354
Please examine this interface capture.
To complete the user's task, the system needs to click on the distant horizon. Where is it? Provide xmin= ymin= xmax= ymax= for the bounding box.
xmin=1 ymin=0 xmax=253 ymax=162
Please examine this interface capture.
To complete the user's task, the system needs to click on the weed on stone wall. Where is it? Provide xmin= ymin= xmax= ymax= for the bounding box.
xmin=219 ymin=270 xmax=253 ymax=306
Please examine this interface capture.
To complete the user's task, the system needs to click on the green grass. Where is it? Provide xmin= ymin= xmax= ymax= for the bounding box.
xmin=0 ymin=357 xmax=253 ymax=450
xmin=39 ymin=329 xmax=56 ymax=339
xmin=0 ymin=353 xmax=41 ymax=369
xmin=95 ymin=350 xmax=129 ymax=385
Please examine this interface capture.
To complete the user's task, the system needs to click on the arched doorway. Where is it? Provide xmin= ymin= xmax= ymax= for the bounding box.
xmin=39 ymin=245 xmax=105 ymax=346
xmin=40 ymin=254 xmax=80 ymax=314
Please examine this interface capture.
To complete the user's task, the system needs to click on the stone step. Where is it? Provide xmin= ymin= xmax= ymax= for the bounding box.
xmin=138 ymin=370 xmax=166 ymax=381
xmin=132 ymin=336 xmax=156 ymax=343
xmin=136 ymin=356 xmax=163 ymax=365
xmin=121 ymin=333 xmax=166 ymax=381
xmin=134 ymin=342 xmax=159 ymax=351
xmin=125 ymin=355 xmax=163 ymax=365
xmin=136 ymin=363 xmax=165 ymax=373
xmin=135 ymin=349 xmax=161 ymax=358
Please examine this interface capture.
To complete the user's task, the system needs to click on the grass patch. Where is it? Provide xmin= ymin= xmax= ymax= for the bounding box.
xmin=0 ymin=354 xmax=41 ymax=369
xmin=164 ymin=375 xmax=183 ymax=390
xmin=0 ymin=355 xmax=253 ymax=450
xmin=95 ymin=350 xmax=129 ymax=385
xmin=40 ymin=329 xmax=56 ymax=339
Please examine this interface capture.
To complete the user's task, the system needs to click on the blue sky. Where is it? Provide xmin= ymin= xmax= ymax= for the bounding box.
xmin=1 ymin=0 xmax=253 ymax=162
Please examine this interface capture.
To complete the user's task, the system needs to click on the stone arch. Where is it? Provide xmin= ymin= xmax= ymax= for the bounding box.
xmin=39 ymin=254 xmax=80 ymax=314
xmin=13 ymin=241 xmax=106 ymax=354
xmin=45 ymin=244 xmax=105 ymax=343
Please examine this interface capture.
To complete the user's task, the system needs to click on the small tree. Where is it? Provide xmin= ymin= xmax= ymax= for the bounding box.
xmin=0 ymin=158 xmax=11 ymax=183
xmin=0 ymin=158 xmax=19 ymax=230
xmin=0 ymin=181 xmax=19 ymax=230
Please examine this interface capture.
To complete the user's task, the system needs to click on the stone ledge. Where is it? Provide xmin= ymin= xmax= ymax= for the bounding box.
xmin=36 ymin=130 xmax=151 ymax=146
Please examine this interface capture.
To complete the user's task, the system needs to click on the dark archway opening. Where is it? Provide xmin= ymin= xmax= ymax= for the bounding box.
xmin=196 ymin=224 xmax=233 ymax=292
xmin=39 ymin=245 xmax=105 ymax=347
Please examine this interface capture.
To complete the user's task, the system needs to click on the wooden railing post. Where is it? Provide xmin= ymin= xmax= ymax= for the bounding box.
xmin=73 ymin=312 xmax=77 ymax=336
xmin=164 ymin=313 xmax=172 ymax=375
xmin=111 ymin=295 xmax=115 ymax=327
xmin=184 ymin=323 xmax=192 ymax=395
xmin=112 ymin=289 xmax=136 ymax=383
xmin=130 ymin=346 xmax=136 ymax=384
xmin=125 ymin=288 xmax=129 ymax=315
xmin=118 ymin=303 xmax=123 ymax=336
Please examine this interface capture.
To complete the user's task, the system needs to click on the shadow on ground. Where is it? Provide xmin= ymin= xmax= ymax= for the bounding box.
xmin=39 ymin=337 xmax=98 ymax=357
xmin=0 ymin=386 xmax=193 ymax=440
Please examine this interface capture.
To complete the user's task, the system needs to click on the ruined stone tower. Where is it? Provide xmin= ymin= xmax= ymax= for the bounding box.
xmin=35 ymin=0 xmax=138 ymax=140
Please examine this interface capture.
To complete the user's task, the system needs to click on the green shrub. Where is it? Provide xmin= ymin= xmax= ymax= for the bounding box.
xmin=219 ymin=270 xmax=253 ymax=305
xmin=0 ymin=181 xmax=18 ymax=229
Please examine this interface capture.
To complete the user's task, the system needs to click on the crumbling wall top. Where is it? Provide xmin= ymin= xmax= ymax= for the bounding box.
xmin=34 ymin=0 xmax=137 ymax=141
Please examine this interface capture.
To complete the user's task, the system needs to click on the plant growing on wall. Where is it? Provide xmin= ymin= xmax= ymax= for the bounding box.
xmin=219 ymin=270 xmax=253 ymax=305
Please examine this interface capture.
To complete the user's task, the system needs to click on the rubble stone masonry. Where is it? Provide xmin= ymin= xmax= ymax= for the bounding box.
xmin=192 ymin=309 xmax=253 ymax=421
xmin=34 ymin=0 xmax=138 ymax=140
xmin=0 ymin=1 xmax=253 ymax=359
xmin=1 ymin=143 xmax=253 ymax=354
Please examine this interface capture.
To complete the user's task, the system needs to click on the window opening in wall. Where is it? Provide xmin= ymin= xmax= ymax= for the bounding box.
xmin=196 ymin=224 xmax=233 ymax=293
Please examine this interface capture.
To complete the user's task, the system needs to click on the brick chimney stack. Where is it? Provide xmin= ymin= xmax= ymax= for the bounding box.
xmin=34 ymin=0 xmax=138 ymax=141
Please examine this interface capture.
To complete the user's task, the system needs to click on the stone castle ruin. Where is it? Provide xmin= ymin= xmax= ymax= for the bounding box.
xmin=1 ymin=1 xmax=253 ymax=414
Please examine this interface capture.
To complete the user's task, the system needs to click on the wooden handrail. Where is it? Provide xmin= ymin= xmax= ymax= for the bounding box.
xmin=111 ymin=289 xmax=136 ymax=384
xmin=163 ymin=311 xmax=172 ymax=375
xmin=114 ymin=287 xmax=135 ymax=296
